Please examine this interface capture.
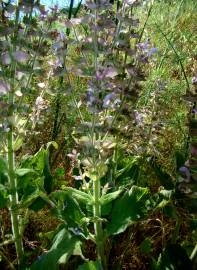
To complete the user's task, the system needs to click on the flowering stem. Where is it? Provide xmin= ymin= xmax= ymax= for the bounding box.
xmin=93 ymin=176 xmax=106 ymax=269
xmin=7 ymin=92 xmax=24 ymax=266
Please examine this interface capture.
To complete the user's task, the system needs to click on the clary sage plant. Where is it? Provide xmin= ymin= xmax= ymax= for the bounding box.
xmin=0 ymin=1 xmax=160 ymax=269
xmin=31 ymin=1 xmax=157 ymax=269
xmin=0 ymin=0 xmax=59 ymax=267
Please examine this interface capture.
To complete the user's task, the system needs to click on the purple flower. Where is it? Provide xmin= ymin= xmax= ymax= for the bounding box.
xmin=192 ymin=109 xmax=197 ymax=114
xmin=137 ymin=39 xmax=158 ymax=58
xmin=179 ymin=166 xmax=190 ymax=181
xmin=87 ymin=88 xmax=96 ymax=106
xmin=147 ymin=47 xmax=158 ymax=57
xmin=137 ymin=39 xmax=150 ymax=50
xmin=103 ymin=92 xmax=116 ymax=108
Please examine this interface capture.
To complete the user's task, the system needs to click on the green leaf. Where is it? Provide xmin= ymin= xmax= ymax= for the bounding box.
xmin=30 ymin=147 xmax=53 ymax=193
xmin=106 ymin=186 xmax=149 ymax=235
xmin=50 ymin=191 xmax=85 ymax=226
xmin=30 ymin=228 xmax=82 ymax=270
xmin=28 ymin=197 xmax=47 ymax=212
xmin=31 ymin=147 xmax=47 ymax=172
xmin=13 ymin=136 xmax=23 ymax=151
xmin=47 ymin=141 xmax=58 ymax=150
xmin=15 ymin=168 xmax=36 ymax=176
xmin=100 ymin=189 xmax=123 ymax=216
xmin=53 ymin=188 xmax=93 ymax=205
xmin=100 ymin=189 xmax=123 ymax=205
xmin=43 ymin=153 xmax=53 ymax=194
xmin=20 ymin=190 xmax=43 ymax=209
xmin=77 ymin=261 xmax=100 ymax=270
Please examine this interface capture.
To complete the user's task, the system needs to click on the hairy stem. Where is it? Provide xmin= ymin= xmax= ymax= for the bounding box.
xmin=7 ymin=92 xmax=24 ymax=265
xmin=93 ymin=177 xmax=106 ymax=270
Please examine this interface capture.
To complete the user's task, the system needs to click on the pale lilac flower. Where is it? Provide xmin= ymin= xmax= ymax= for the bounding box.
xmin=137 ymin=39 xmax=158 ymax=58
xmin=147 ymin=47 xmax=158 ymax=57
xmin=179 ymin=166 xmax=191 ymax=182
xmin=103 ymin=92 xmax=116 ymax=108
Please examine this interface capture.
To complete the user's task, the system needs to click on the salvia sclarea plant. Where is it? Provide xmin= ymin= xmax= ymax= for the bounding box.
xmin=0 ymin=0 xmax=165 ymax=269
xmin=27 ymin=1 xmax=161 ymax=270
xmin=0 ymin=0 xmax=61 ymax=268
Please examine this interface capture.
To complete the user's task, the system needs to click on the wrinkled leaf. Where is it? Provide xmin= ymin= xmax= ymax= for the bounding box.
xmin=52 ymin=188 xmax=93 ymax=205
xmin=100 ymin=189 xmax=123 ymax=205
xmin=106 ymin=186 xmax=149 ymax=235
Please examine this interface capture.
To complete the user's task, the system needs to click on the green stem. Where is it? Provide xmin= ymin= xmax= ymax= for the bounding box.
xmin=7 ymin=93 xmax=24 ymax=266
xmin=190 ymin=243 xmax=197 ymax=261
xmin=93 ymin=178 xmax=106 ymax=270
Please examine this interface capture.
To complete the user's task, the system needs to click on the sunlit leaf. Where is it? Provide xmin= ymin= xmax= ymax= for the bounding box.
xmin=15 ymin=168 xmax=36 ymax=177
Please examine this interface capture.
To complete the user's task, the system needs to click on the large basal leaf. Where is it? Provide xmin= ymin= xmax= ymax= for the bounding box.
xmin=77 ymin=260 xmax=100 ymax=270
xmin=30 ymin=228 xmax=83 ymax=270
xmin=106 ymin=186 xmax=149 ymax=235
